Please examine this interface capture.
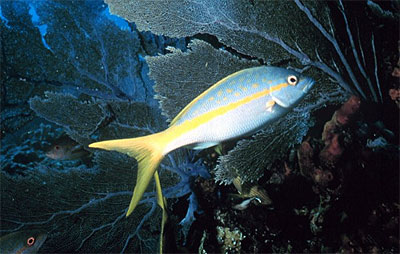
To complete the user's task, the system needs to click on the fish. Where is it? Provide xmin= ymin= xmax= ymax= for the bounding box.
xmin=232 ymin=176 xmax=272 ymax=206
xmin=0 ymin=230 xmax=47 ymax=254
xmin=89 ymin=66 xmax=314 ymax=250
xmin=233 ymin=197 xmax=261 ymax=211
xmin=46 ymin=138 xmax=88 ymax=161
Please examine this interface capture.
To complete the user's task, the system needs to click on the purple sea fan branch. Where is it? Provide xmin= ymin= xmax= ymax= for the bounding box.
xmin=0 ymin=191 xmax=132 ymax=233
xmin=371 ymin=33 xmax=383 ymax=103
xmin=294 ymin=0 xmax=367 ymax=99
xmin=75 ymin=211 xmax=126 ymax=251
xmin=338 ymin=0 xmax=380 ymax=102
xmin=121 ymin=199 xmax=159 ymax=253
xmin=216 ymin=21 xmax=312 ymax=66
xmin=355 ymin=24 xmax=367 ymax=67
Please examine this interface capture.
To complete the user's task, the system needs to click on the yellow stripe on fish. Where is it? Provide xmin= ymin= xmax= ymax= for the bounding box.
xmin=89 ymin=66 xmax=315 ymax=251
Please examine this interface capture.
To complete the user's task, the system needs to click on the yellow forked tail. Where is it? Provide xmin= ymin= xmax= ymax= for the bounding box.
xmin=88 ymin=132 xmax=167 ymax=216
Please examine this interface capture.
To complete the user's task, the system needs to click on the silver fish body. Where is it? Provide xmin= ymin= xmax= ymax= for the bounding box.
xmin=165 ymin=66 xmax=315 ymax=152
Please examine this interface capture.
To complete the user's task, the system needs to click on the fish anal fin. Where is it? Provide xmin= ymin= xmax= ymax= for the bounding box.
xmin=191 ymin=142 xmax=219 ymax=150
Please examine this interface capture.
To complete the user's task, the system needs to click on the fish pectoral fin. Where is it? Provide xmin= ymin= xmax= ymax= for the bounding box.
xmin=271 ymin=96 xmax=290 ymax=108
xmin=265 ymin=100 xmax=276 ymax=112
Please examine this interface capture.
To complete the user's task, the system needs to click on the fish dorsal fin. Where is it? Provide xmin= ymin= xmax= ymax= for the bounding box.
xmin=168 ymin=82 xmax=222 ymax=126
xmin=169 ymin=68 xmax=252 ymax=126
xmin=169 ymin=96 xmax=201 ymax=126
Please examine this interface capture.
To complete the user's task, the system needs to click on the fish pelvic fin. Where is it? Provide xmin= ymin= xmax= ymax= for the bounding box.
xmin=89 ymin=132 xmax=167 ymax=217
xmin=154 ymin=170 xmax=167 ymax=253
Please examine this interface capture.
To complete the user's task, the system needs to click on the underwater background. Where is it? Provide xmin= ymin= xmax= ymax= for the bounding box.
xmin=0 ymin=0 xmax=399 ymax=253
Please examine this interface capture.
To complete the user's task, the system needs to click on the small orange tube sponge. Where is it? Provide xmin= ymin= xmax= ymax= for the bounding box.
xmin=320 ymin=96 xmax=360 ymax=168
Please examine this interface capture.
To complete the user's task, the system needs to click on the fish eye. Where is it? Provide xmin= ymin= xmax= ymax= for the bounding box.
xmin=27 ymin=236 xmax=35 ymax=246
xmin=287 ymin=75 xmax=298 ymax=86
